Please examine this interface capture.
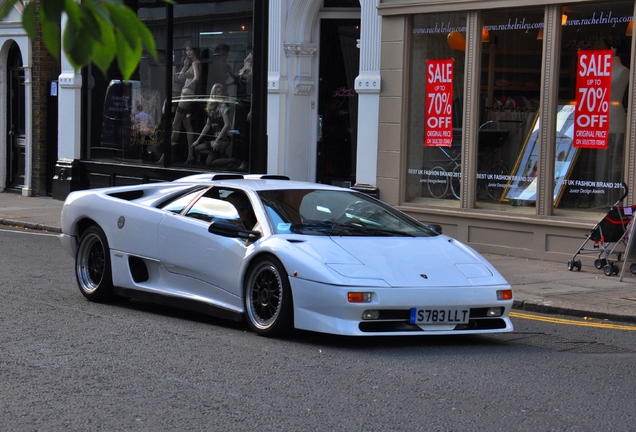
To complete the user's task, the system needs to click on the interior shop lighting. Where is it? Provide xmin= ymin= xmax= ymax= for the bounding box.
xmin=482 ymin=27 xmax=490 ymax=43
xmin=537 ymin=12 xmax=567 ymax=40
xmin=627 ymin=21 xmax=633 ymax=37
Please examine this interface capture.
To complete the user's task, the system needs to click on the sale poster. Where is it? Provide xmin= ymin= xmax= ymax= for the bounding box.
xmin=573 ymin=49 xmax=613 ymax=149
xmin=425 ymin=59 xmax=454 ymax=147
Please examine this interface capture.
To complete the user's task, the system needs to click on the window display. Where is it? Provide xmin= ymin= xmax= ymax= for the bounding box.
xmin=405 ymin=12 xmax=466 ymax=205
xmin=477 ymin=7 xmax=544 ymax=208
xmin=86 ymin=0 xmax=254 ymax=172
xmin=557 ymin=1 xmax=633 ymax=211
xmin=405 ymin=1 xmax=634 ymax=219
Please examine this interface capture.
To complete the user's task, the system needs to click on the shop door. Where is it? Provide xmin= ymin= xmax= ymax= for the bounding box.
xmin=6 ymin=44 xmax=26 ymax=189
xmin=316 ymin=19 xmax=360 ymax=186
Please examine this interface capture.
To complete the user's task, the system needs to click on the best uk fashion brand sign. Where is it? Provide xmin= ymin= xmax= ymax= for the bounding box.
xmin=574 ymin=49 xmax=612 ymax=149
xmin=425 ymin=59 xmax=454 ymax=147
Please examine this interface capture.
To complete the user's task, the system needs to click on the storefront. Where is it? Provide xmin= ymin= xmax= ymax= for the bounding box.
xmin=52 ymin=0 xmax=382 ymax=201
xmin=376 ymin=0 xmax=636 ymax=261
xmin=53 ymin=0 xmax=268 ymax=198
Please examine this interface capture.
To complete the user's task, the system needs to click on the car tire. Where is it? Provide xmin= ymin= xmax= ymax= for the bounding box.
xmin=75 ymin=225 xmax=114 ymax=302
xmin=244 ymin=255 xmax=293 ymax=337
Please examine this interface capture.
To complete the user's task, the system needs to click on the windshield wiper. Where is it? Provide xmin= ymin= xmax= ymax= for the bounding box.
xmin=290 ymin=222 xmax=336 ymax=234
xmin=339 ymin=224 xmax=415 ymax=237
xmin=291 ymin=221 xmax=414 ymax=237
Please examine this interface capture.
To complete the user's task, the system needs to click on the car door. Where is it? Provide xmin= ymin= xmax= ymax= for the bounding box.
xmin=157 ymin=187 xmax=254 ymax=302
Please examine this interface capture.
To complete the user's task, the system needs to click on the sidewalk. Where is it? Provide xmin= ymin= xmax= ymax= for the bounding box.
xmin=2 ymin=192 xmax=636 ymax=324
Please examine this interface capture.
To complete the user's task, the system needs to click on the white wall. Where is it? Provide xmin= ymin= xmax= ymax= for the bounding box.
xmin=267 ymin=0 xmax=382 ymax=188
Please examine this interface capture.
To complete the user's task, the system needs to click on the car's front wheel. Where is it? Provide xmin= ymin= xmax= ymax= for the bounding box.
xmin=75 ymin=225 xmax=114 ymax=302
xmin=244 ymin=256 xmax=293 ymax=337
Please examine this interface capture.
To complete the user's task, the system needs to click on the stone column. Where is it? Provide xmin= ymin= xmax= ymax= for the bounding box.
xmin=52 ymin=15 xmax=83 ymax=200
xmin=353 ymin=0 xmax=382 ymax=196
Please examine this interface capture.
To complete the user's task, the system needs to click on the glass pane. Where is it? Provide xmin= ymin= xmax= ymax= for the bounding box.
xmin=405 ymin=13 xmax=466 ymax=206
xmin=88 ymin=0 xmax=253 ymax=172
xmin=477 ymin=6 xmax=545 ymax=211
xmin=88 ymin=5 xmax=166 ymax=163
xmin=166 ymin=1 xmax=253 ymax=169
xmin=556 ymin=0 xmax=633 ymax=215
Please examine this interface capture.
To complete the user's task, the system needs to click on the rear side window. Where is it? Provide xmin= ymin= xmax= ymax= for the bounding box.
xmin=159 ymin=188 xmax=206 ymax=214
xmin=185 ymin=195 xmax=240 ymax=223
xmin=184 ymin=188 xmax=256 ymax=230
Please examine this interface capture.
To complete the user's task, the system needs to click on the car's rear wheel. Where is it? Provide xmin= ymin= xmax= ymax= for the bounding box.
xmin=76 ymin=225 xmax=114 ymax=302
xmin=244 ymin=256 xmax=293 ymax=337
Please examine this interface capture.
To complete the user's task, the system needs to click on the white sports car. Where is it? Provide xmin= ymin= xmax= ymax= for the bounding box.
xmin=60 ymin=174 xmax=514 ymax=337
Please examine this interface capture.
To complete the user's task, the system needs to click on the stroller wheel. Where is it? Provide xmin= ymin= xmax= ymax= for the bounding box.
xmin=603 ymin=264 xmax=618 ymax=276
xmin=567 ymin=260 xmax=575 ymax=271
xmin=594 ymin=258 xmax=607 ymax=269
xmin=574 ymin=260 xmax=582 ymax=271
xmin=630 ymin=263 xmax=636 ymax=274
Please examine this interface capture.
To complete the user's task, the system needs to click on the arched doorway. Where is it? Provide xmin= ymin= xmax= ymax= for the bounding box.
xmin=6 ymin=42 xmax=25 ymax=189
xmin=316 ymin=18 xmax=360 ymax=187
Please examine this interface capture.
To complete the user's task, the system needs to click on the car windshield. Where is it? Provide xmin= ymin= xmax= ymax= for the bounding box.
xmin=258 ymin=189 xmax=438 ymax=237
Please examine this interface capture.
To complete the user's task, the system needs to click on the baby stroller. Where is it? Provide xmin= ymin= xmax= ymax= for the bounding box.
xmin=567 ymin=183 xmax=635 ymax=276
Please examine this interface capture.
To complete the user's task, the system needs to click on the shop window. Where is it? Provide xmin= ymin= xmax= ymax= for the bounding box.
xmin=86 ymin=0 xmax=253 ymax=172
xmin=478 ymin=7 xmax=544 ymax=211
xmin=405 ymin=12 xmax=466 ymax=206
xmin=553 ymin=1 xmax=633 ymax=214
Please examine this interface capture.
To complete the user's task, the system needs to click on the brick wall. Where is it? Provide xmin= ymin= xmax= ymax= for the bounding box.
xmin=30 ymin=0 xmax=60 ymax=195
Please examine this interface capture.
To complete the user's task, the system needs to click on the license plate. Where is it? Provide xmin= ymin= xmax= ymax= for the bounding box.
xmin=409 ymin=308 xmax=470 ymax=324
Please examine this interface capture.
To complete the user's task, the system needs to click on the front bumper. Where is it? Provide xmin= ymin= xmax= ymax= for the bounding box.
xmin=290 ymin=277 xmax=514 ymax=336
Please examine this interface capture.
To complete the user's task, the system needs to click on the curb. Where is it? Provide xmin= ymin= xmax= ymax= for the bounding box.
xmin=513 ymin=299 xmax=636 ymax=325
xmin=0 ymin=218 xmax=62 ymax=233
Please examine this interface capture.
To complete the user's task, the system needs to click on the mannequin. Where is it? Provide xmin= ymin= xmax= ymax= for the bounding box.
xmin=158 ymin=41 xmax=201 ymax=164
xmin=609 ymin=49 xmax=629 ymax=133
xmin=596 ymin=47 xmax=628 ymax=206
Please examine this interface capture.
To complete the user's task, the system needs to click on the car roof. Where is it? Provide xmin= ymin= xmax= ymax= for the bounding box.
xmin=174 ymin=173 xmax=349 ymax=193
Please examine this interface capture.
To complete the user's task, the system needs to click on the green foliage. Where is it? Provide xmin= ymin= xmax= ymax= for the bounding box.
xmin=0 ymin=0 xmax=160 ymax=81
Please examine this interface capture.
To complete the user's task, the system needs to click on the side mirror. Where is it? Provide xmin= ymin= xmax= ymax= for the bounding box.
xmin=208 ymin=221 xmax=261 ymax=241
xmin=427 ymin=224 xmax=442 ymax=235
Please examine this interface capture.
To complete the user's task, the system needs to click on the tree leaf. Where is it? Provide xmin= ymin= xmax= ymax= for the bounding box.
xmin=103 ymin=3 xmax=140 ymax=51
xmin=91 ymin=17 xmax=117 ymax=75
xmin=63 ymin=16 xmax=94 ymax=69
xmin=81 ymin=0 xmax=112 ymax=24
xmin=21 ymin=1 xmax=36 ymax=39
xmin=0 ymin=0 xmax=18 ymax=19
xmin=64 ymin=0 xmax=82 ymax=27
xmin=115 ymin=29 xmax=142 ymax=81
xmin=77 ymin=3 xmax=102 ymax=41
xmin=39 ymin=9 xmax=61 ymax=59
xmin=137 ymin=17 xmax=157 ymax=61
xmin=10 ymin=0 xmax=168 ymax=79
xmin=41 ymin=0 xmax=65 ymax=23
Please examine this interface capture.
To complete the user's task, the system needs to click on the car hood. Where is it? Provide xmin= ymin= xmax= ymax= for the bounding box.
xmin=317 ymin=236 xmax=507 ymax=287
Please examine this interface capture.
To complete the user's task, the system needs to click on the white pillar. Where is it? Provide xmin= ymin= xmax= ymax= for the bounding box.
xmin=267 ymin=0 xmax=287 ymax=175
xmin=57 ymin=15 xmax=82 ymax=161
xmin=22 ymin=63 xmax=33 ymax=196
xmin=354 ymin=0 xmax=382 ymax=189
